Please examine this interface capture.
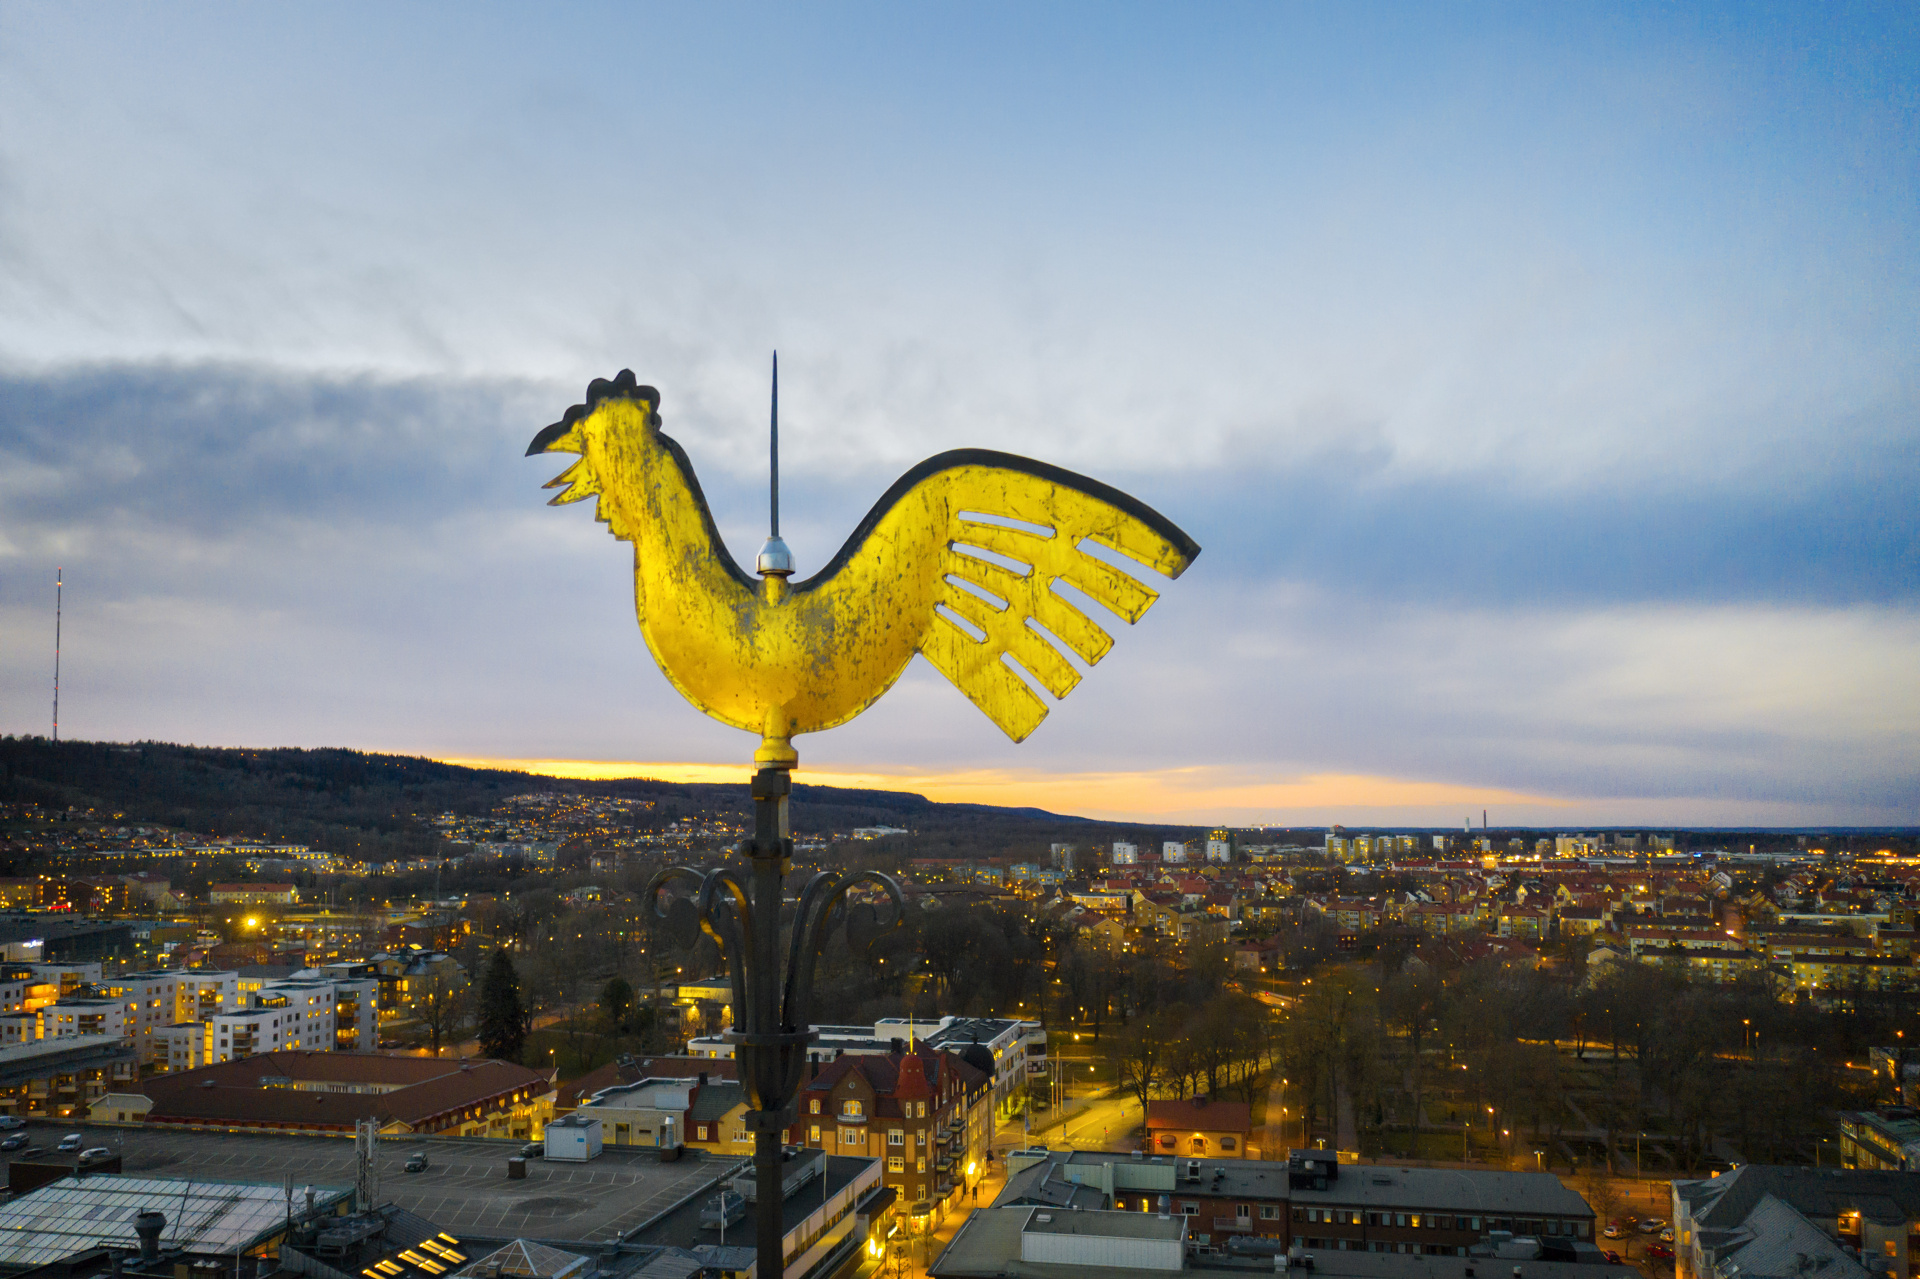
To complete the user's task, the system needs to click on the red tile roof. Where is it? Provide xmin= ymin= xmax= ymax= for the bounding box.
xmin=132 ymin=1051 xmax=552 ymax=1133
xmin=1145 ymin=1098 xmax=1252 ymax=1135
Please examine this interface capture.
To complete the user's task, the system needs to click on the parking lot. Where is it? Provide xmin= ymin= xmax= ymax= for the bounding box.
xmin=4 ymin=1121 xmax=741 ymax=1244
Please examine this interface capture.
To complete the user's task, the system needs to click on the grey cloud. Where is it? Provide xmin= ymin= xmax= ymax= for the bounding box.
xmin=1 ymin=362 xmax=1914 ymax=822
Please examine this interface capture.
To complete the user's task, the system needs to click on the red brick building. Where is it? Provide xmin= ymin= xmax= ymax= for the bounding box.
xmin=792 ymin=1044 xmax=991 ymax=1220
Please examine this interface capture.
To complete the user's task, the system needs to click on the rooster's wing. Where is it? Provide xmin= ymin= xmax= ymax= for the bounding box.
xmin=799 ymin=450 xmax=1200 ymax=742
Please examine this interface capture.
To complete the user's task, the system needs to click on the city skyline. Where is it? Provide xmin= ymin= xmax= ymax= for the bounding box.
xmin=1 ymin=5 xmax=1915 ymax=826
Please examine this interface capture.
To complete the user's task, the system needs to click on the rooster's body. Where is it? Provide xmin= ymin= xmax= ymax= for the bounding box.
xmin=528 ymin=371 xmax=1199 ymax=760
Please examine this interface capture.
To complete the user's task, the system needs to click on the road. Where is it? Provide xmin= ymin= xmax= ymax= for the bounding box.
xmin=1023 ymin=1091 xmax=1140 ymax=1154
xmin=895 ymin=1096 xmax=1144 ymax=1279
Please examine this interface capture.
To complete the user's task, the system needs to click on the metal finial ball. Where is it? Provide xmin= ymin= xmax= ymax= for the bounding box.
xmin=756 ymin=536 xmax=794 ymax=576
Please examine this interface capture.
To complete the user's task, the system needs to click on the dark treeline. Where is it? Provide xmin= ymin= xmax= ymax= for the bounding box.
xmin=1279 ymin=951 xmax=1896 ymax=1174
xmin=0 ymin=737 xmax=1181 ymax=866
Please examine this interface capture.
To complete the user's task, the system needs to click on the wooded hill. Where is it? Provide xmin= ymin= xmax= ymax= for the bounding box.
xmin=0 ymin=736 xmax=1171 ymax=866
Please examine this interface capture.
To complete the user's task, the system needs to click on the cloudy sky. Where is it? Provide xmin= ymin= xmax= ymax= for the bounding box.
xmin=2 ymin=4 xmax=1915 ymax=826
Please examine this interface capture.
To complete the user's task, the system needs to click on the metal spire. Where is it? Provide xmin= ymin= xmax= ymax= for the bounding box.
xmin=771 ymin=351 xmax=780 ymax=538
xmin=755 ymin=352 xmax=794 ymax=578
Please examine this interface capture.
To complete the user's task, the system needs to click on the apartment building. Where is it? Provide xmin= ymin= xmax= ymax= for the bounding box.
xmin=793 ymin=1043 xmax=993 ymax=1220
xmin=107 ymin=968 xmax=241 ymax=1065
xmin=210 ymin=883 xmax=299 ymax=906
xmin=177 ymin=972 xmax=379 ymax=1067
xmin=365 ymin=949 xmax=465 ymax=1025
xmin=1673 ymin=1165 xmax=1920 ymax=1279
xmin=689 ymin=1014 xmax=1045 ymax=1120
xmin=0 ymin=1034 xmax=139 ymax=1121
xmin=1839 ymin=1108 xmax=1920 ymax=1172
xmin=27 ymin=966 xmax=376 ymax=1070
xmin=0 ymin=966 xmax=62 ymax=1018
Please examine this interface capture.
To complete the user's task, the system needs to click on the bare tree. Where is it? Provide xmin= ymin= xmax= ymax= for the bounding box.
xmin=418 ymin=968 xmax=471 ymax=1058
xmin=1108 ymin=1014 xmax=1168 ymax=1117
xmin=1578 ymin=1160 xmax=1622 ymax=1233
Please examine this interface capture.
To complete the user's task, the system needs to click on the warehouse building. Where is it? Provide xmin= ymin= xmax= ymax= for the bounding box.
xmin=89 ymin=1050 xmax=554 ymax=1138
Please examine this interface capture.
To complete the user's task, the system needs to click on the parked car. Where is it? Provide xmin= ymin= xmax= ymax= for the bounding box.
xmin=519 ymin=1143 xmax=543 ymax=1159
xmin=77 ymin=1148 xmax=113 ymax=1167
xmin=404 ymin=1153 xmax=430 ymax=1173
xmin=1647 ymin=1244 xmax=1675 ymax=1262
xmin=56 ymin=1134 xmax=82 ymax=1152
xmin=0 ymin=1117 xmax=25 ymax=1131
xmin=0 ymin=1134 xmax=27 ymax=1151
xmin=1637 ymin=1219 xmax=1666 ymax=1234
xmin=1660 ymin=1228 xmax=1675 ymax=1243
xmin=1603 ymin=1221 xmax=1622 ymax=1239
xmin=1603 ymin=1252 xmax=1622 ymax=1265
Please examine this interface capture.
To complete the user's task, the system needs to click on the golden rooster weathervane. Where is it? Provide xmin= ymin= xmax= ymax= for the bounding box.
xmin=526 ymin=356 xmax=1201 ymax=772
xmin=524 ymin=357 xmax=1197 ymax=1273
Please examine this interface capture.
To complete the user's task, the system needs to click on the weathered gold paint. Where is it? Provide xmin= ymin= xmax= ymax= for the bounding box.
xmin=534 ymin=387 xmax=1197 ymax=762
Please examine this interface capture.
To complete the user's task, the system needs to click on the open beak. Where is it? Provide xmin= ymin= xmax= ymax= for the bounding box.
xmin=525 ymin=420 xmax=583 ymax=457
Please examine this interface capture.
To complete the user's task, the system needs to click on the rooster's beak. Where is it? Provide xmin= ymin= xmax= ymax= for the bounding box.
xmin=525 ymin=420 xmax=584 ymax=457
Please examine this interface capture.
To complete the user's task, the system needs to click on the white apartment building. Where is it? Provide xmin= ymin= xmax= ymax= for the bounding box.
xmin=0 ymin=967 xmax=61 ymax=1018
xmin=32 ymin=964 xmax=102 ymax=997
xmin=1205 ymin=839 xmax=1232 ymax=863
xmin=155 ymin=1022 xmax=205 ymax=1072
xmin=46 ymin=997 xmax=127 ymax=1039
xmin=1111 ymin=842 xmax=1139 ymax=865
xmin=181 ymin=973 xmax=378 ymax=1068
xmin=1162 ymin=841 xmax=1189 ymax=864
xmin=206 ymin=999 xmax=298 ymax=1060
xmin=28 ymin=966 xmax=375 ymax=1070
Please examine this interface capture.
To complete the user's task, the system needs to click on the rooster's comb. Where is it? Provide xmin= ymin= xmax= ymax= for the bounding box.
xmin=525 ymin=369 xmax=662 ymax=455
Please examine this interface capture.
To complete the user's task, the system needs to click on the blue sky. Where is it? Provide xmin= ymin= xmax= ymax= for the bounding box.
xmin=1 ymin=4 xmax=1915 ymax=825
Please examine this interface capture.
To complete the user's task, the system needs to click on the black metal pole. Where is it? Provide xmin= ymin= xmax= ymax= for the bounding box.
xmin=649 ymin=765 xmax=901 ymax=1279
xmin=748 ymin=765 xmax=792 ymax=1279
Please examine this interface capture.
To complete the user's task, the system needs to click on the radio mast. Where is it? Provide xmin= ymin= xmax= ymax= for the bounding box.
xmin=52 ymin=569 xmax=61 ymax=741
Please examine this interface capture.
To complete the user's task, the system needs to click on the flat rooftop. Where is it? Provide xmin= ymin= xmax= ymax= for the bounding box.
xmin=1030 ymin=1152 xmax=1592 ymax=1221
xmin=0 ymin=1173 xmax=355 ymax=1271
xmin=1211 ymin=1254 xmax=1623 ymax=1279
xmin=1024 ymin=1211 xmax=1185 ymax=1240
xmin=934 ymin=1208 xmax=1180 ymax=1279
xmin=629 ymin=1153 xmax=876 ymax=1253
xmin=6 ymin=1120 xmax=735 ymax=1245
